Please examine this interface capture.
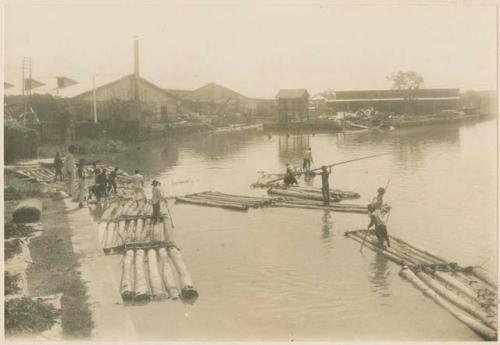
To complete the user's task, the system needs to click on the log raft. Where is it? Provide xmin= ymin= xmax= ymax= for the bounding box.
xmin=176 ymin=191 xmax=367 ymax=214
xmin=96 ymin=194 xmax=198 ymax=305
xmin=345 ymin=229 xmax=497 ymax=341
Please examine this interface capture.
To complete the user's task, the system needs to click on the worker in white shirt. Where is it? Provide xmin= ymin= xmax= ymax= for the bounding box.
xmin=131 ymin=169 xmax=146 ymax=205
xmin=63 ymin=145 xmax=76 ymax=196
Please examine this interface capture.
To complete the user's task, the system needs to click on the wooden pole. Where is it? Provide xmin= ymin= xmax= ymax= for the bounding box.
xmin=265 ymin=152 xmax=398 ymax=185
xmin=93 ymin=75 xmax=98 ymax=124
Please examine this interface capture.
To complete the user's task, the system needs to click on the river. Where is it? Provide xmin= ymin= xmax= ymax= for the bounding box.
xmin=99 ymin=119 xmax=497 ymax=341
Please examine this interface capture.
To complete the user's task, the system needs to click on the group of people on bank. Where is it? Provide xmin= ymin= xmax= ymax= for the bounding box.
xmin=283 ymin=147 xmax=391 ymax=248
xmin=53 ymin=145 xmax=166 ymax=224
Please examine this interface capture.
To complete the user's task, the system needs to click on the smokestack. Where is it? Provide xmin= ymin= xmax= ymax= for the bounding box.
xmin=134 ymin=38 xmax=139 ymax=77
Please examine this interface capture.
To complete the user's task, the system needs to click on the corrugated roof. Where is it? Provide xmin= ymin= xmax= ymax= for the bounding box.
xmin=327 ymin=96 xmax=459 ymax=103
xmin=276 ymin=89 xmax=309 ymax=99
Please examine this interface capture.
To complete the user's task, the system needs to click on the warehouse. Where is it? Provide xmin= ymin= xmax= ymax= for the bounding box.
xmin=276 ymin=89 xmax=310 ymax=122
xmin=73 ymin=39 xmax=177 ymax=125
xmin=327 ymin=88 xmax=459 ymax=115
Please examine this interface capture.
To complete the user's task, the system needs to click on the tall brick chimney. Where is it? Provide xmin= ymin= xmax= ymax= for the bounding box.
xmin=134 ymin=38 xmax=140 ymax=77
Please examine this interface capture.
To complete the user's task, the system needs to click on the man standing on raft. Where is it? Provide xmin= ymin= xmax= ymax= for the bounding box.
xmin=367 ymin=187 xmax=391 ymax=248
xmin=151 ymin=180 xmax=163 ymax=224
xmin=303 ymin=147 xmax=314 ymax=171
xmin=319 ymin=165 xmax=332 ymax=204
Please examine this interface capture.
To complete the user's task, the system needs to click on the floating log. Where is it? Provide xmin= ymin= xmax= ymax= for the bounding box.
xmin=390 ymin=236 xmax=447 ymax=264
xmin=433 ymin=271 xmax=478 ymax=301
xmin=280 ymin=198 xmax=366 ymax=209
xmin=176 ymin=196 xmax=248 ymax=211
xmin=345 ymin=232 xmax=407 ymax=265
xmin=470 ymin=267 xmax=496 ymax=288
xmin=135 ymin=219 xmax=146 ymax=243
xmin=274 ymin=202 xmax=367 ymax=214
xmin=13 ymin=198 xmax=42 ymax=223
xmin=168 ymin=246 xmax=198 ymax=299
xmin=147 ymin=249 xmax=168 ymax=300
xmin=158 ymin=248 xmax=180 ymax=299
xmin=416 ymin=271 xmax=496 ymax=330
xmin=98 ymin=222 xmax=108 ymax=248
xmin=120 ymin=250 xmax=135 ymax=301
xmin=134 ymin=249 xmax=150 ymax=302
xmin=400 ymin=267 xmax=497 ymax=341
xmin=101 ymin=201 xmax=120 ymax=222
xmin=268 ymin=188 xmax=341 ymax=202
xmin=348 ymin=231 xmax=418 ymax=265
xmin=288 ymin=186 xmax=360 ymax=199
xmin=127 ymin=220 xmax=137 ymax=243
xmin=103 ymin=223 xmax=117 ymax=251
xmin=163 ymin=219 xmax=175 ymax=243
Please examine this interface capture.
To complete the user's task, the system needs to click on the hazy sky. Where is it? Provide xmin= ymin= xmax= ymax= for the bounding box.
xmin=4 ymin=3 xmax=498 ymax=98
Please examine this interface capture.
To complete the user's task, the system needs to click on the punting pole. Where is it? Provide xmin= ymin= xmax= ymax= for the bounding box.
xmin=134 ymin=249 xmax=150 ymax=302
xmin=120 ymin=250 xmax=135 ymax=301
xmin=147 ymin=249 xmax=168 ymax=300
xmin=158 ymin=248 xmax=180 ymax=299
xmin=400 ymin=267 xmax=497 ymax=341
xmin=168 ymin=246 xmax=198 ymax=299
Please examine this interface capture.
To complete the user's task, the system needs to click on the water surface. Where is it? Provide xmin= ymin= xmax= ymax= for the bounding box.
xmin=102 ymin=120 xmax=496 ymax=341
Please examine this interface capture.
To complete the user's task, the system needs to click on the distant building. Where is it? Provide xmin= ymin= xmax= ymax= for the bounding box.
xmin=327 ymin=88 xmax=459 ymax=115
xmin=276 ymin=89 xmax=310 ymax=122
xmin=73 ymin=40 xmax=177 ymax=124
xmin=73 ymin=74 xmax=178 ymax=124
xmin=170 ymin=82 xmax=275 ymax=118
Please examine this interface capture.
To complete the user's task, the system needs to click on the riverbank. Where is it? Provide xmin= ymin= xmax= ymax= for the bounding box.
xmin=4 ymin=174 xmax=93 ymax=339
xmin=263 ymin=113 xmax=484 ymax=132
xmin=4 ymin=173 xmax=136 ymax=340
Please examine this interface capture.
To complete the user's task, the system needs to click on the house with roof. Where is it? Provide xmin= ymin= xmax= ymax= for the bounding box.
xmin=276 ymin=89 xmax=310 ymax=123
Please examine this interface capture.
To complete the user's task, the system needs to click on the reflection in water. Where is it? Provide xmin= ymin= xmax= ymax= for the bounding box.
xmin=321 ymin=210 xmax=333 ymax=241
xmin=97 ymin=138 xmax=180 ymax=181
xmin=369 ymin=252 xmax=390 ymax=297
xmin=185 ymin=131 xmax=259 ymax=160
xmin=337 ymin=123 xmax=462 ymax=170
xmin=278 ymin=134 xmax=310 ymax=167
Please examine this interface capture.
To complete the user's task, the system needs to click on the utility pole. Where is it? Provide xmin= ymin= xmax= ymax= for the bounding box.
xmin=22 ymin=57 xmax=32 ymax=113
xmin=93 ymin=75 xmax=98 ymax=123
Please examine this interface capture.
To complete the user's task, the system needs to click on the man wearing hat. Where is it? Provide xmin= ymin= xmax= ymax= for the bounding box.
xmin=367 ymin=187 xmax=391 ymax=247
xmin=151 ymin=180 xmax=163 ymax=225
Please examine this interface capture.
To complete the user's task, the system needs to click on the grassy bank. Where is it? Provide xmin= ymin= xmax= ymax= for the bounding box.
xmin=4 ymin=173 xmax=94 ymax=339
xmin=25 ymin=197 xmax=94 ymax=338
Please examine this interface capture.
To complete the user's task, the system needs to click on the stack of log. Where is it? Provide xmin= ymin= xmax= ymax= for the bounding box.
xmin=6 ymin=164 xmax=127 ymax=185
xmin=176 ymin=191 xmax=368 ymax=214
xmin=176 ymin=191 xmax=280 ymax=211
xmin=97 ymin=196 xmax=198 ymax=303
xmin=345 ymin=230 xmax=497 ymax=341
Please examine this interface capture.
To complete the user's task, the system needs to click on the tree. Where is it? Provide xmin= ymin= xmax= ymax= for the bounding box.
xmin=387 ymin=71 xmax=424 ymax=114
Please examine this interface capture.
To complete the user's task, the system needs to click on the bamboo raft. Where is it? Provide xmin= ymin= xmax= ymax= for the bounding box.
xmin=97 ymin=196 xmax=198 ymax=303
xmin=6 ymin=164 xmax=126 ymax=184
xmin=176 ymin=191 xmax=368 ymax=214
xmin=345 ymin=230 xmax=497 ymax=340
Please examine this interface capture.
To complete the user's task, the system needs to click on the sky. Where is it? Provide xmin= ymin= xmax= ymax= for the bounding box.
xmin=3 ymin=2 xmax=498 ymax=98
